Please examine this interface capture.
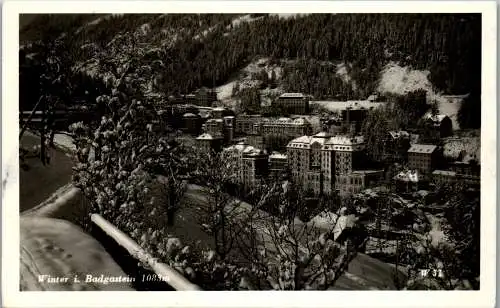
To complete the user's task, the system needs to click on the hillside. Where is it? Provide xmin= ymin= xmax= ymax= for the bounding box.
xmin=20 ymin=13 xmax=481 ymax=128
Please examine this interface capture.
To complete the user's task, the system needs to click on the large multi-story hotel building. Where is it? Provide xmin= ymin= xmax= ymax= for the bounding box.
xmin=273 ymin=93 xmax=310 ymax=114
xmin=235 ymin=115 xmax=263 ymax=135
xmin=287 ymin=132 xmax=382 ymax=196
xmin=259 ymin=117 xmax=313 ymax=137
xmin=223 ymin=143 xmax=269 ymax=190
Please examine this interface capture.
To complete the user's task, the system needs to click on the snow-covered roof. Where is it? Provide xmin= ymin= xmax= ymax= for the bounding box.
xmin=279 ymin=92 xmax=306 ymax=99
xmin=432 ymin=170 xmax=457 ymax=176
xmin=269 ymin=153 xmax=287 ymax=159
xmin=325 ymin=135 xmax=364 ymax=146
xmin=424 ymin=112 xmax=450 ymax=123
xmin=196 ymin=133 xmax=220 ymax=140
xmin=388 ymin=130 xmax=410 ymax=139
xmin=313 ymin=131 xmax=332 ymax=138
xmin=225 ymin=144 xmax=265 ymax=156
xmin=278 ymin=117 xmax=292 ymax=122
xmin=312 ymin=100 xmax=384 ymax=111
xmin=408 ymin=144 xmax=437 ymax=154
xmin=394 ymin=170 xmax=420 ymax=182
xmin=288 ymin=134 xmax=364 ymax=149
xmin=292 ymin=118 xmax=309 ymax=125
xmin=308 ymin=212 xmax=357 ymax=241
xmin=206 ymin=118 xmax=224 ymax=123
xmin=351 ymin=170 xmax=384 ymax=175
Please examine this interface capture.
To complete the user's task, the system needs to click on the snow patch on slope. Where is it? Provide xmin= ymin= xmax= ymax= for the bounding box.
xmin=216 ymin=57 xmax=283 ymax=103
xmin=378 ymin=62 xmax=433 ymax=95
xmin=377 ymin=61 xmax=463 ymax=129
xmin=228 ymin=14 xmax=264 ymax=28
xmin=336 ymin=62 xmax=357 ymax=91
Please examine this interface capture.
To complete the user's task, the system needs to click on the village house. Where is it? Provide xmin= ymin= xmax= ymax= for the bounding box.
xmin=393 ymin=169 xmax=427 ymax=193
xmin=407 ymin=144 xmax=440 ymax=176
xmin=423 ymin=113 xmax=453 ymax=138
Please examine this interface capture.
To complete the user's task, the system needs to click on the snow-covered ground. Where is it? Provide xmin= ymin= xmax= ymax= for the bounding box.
xmin=216 ymin=57 xmax=283 ymax=104
xmin=377 ymin=61 xmax=464 ymax=129
xmin=443 ymin=136 xmax=481 ymax=161
xmin=53 ymin=133 xmax=76 ymax=152
xmin=228 ymin=14 xmax=264 ymax=28
xmin=336 ymin=62 xmax=356 ymax=90
xmin=424 ymin=213 xmax=448 ymax=247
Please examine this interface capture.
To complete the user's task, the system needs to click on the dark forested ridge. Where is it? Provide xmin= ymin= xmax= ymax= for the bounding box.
xmin=20 ymin=13 xmax=481 ymax=126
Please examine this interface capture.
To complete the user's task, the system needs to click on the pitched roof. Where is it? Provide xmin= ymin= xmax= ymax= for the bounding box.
xmin=288 ymin=134 xmax=364 ymax=148
xmin=269 ymin=152 xmax=287 ymax=159
xmin=408 ymin=144 xmax=437 ymax=154
xmin=424 ymin=112 xmax=450 ymax=123
xmin=388 ymin=131 xmax=410 ymax=139
xmin=394 ymin=170 xmax=420 ymax=182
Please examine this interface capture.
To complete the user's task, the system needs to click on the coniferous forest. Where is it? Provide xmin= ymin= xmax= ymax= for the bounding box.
xmin=20 ymin=13 xmax=481 ymax=128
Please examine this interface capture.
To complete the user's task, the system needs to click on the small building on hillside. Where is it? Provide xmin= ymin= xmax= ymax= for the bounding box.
xmin=423 ymin=113 xmax=453 ymax=138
